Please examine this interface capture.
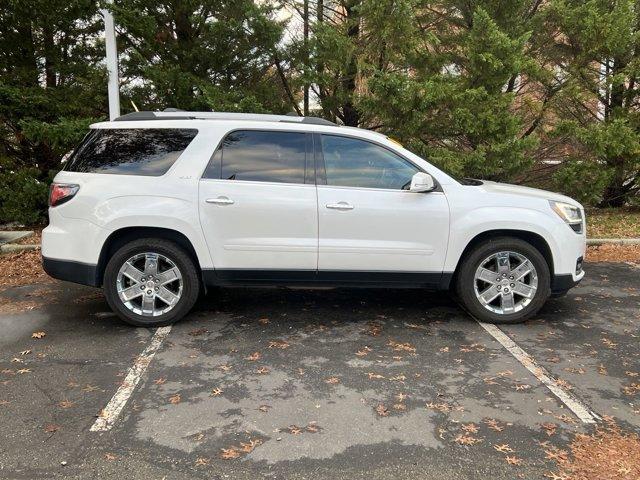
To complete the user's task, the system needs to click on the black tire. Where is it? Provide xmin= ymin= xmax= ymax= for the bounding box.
xmin=103 ymin=238 xmax=200 ymax=327
xmin=455 ymin=237 xmax=551 ymax=324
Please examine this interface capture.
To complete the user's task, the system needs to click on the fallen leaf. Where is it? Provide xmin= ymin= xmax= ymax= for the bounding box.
xmin=306 ymin=423 xmax=320 ymax=433
xmin=31 ymin=331 xmax=46 ymax=339
xmin=154 ymin=377 xmax=166 ymax=385
xmin=426 ymin=402 xmax=452 ymax=413
xmin=258 ymin=405 xmax=270 ymax=412
xmin=365 ymin=322 xmax=382 ymax=336
xmin=58 ymin=400 xmax=74 ymax=409
xmin=388 ymin=340 xmax=416 ymax=353
xmin=268 ymin=340 xmax=290 ymax=349
xmin=258 ymin=318 xmax=270 ymax=325
xmin=20 ymin=350 xmax=31 ymax=356
xmin=325 ymin=377 xmax=340 ymax=384
xmin=246 ymin=352 xmax=261 ymax=361
xmin=210 ymin=387 xmax=223 ymax=396
xmin=455 ymin=434 xmax=482 ymax=446
xmin=169 ymin=394 xmax=181 ymax=405
xmin=462 ymin=423 xmax=479 ymax=434
xmin=544 ymin=448 xmax=568 ymax=464
xmin=494 ymin=444 xmax=514 ymax=453
xmin=541 ymin=423 xmax=557 ymax=436
xmin=239 ymin=439 xmax=262 ymax=452
xmin=367 ymin=372 xmax=385 ymax=380
xmin=355 ymin=346 xmax=372 ymax=357
xmin=256 ymin=366 xmax=270 ymax=375
xmin=44 ymin=424 xmax=60 ymax=433
xmin=104 ymin=453 xmax=117 ymax=461
xmin=375 ymin=404 xmax=389 ymax=417
xmin=220 ymin=448 xmax=240 ymax=459
xmin=16 ymin=368 xmax=31 ymax=374
xmin=505 ymin=455 xmax=523 ymax=466
xmin=194 ymin=457 xmax=209 ymax=466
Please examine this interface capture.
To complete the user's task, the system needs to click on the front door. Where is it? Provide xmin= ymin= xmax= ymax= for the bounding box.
xmin=316 ymin=134 xmax=449 ymax=282
xmin=199 ymin=130 xmax=317 ymax=276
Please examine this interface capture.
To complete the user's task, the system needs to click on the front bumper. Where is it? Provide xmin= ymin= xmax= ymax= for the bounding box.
xmin=42 ymin=257 xmax=100 ymax=287
xmin=551 ymin=270 xmax=585 ymax=295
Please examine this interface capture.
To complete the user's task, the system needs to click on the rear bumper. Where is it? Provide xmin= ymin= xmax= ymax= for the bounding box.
xmin=42 ymin=257 xmax=100 ymax=287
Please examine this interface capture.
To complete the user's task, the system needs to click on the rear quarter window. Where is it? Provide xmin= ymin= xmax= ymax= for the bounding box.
xmin=65 ymin=128 xmax=198 ymax=176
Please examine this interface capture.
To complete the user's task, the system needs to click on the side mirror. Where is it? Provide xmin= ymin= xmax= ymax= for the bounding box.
xmin=409 ymin=172 xmax=435 ymax=193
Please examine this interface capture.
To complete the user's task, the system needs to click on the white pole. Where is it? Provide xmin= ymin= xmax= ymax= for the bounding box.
xmin=102 ymin=1 xmax=120 ymax=120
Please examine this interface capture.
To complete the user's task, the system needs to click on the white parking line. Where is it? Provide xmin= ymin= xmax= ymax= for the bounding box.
xmin=90 ymin=326 xmax=172 ymax=432
xmin=477 ymin=321 xmax=600 ymax=424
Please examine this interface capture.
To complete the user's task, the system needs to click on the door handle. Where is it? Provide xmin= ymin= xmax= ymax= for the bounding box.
xmin=326 ymin=202 xmax=354 ymax=211
xmin=206 ymin=196 xmax=234 ymax=205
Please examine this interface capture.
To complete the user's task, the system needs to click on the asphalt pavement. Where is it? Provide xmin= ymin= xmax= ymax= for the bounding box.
xmin=0 ymin=263 xmax=638 ymax=479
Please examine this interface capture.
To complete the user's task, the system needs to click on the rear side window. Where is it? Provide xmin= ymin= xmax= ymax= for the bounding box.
xmin=203 ymin=130 xmax=307 ymax=184
xmin=65 ymin=128 xmax=197 ymax=176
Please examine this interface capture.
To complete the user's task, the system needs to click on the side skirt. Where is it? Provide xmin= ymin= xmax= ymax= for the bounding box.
xmin=203 ymin=269 xmax=453 ymax=290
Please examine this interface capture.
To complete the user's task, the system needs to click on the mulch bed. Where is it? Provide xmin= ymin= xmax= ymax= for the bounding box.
xmin=546 ymin=421 xmax=640 ymax=480
xmin=586 ymin=245 xmax=640 ymax=264
xmin=0 ymin=250 xmax=49 ymax=289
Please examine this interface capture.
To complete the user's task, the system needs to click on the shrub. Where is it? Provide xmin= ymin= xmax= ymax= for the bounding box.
xmin=0 ymin=166 xmax=50 ymax=225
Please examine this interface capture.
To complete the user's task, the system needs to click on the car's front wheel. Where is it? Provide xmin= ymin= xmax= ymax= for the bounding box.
xmin=103 ymin=238 xmax=200 ymax=327
xmin=455 ymin=237 xmax=551 ymax=324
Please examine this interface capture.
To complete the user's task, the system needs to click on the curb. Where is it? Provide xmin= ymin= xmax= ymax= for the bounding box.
xmin=0 ymin=244 xmax=40 ymax=254
xmin=587 ymin=238 xmax=640 ymax=246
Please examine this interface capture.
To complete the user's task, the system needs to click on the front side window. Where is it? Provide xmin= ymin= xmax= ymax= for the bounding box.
xmin=320 ymin=135 xmax=419 ymax=190
xmin=65 ymin=128 xmax=197 ymax=176
xmin=205 ymin=130 xmax=307 ymax=184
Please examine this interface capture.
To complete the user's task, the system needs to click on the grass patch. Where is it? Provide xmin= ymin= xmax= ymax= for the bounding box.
xmin=586 ymin=208 xmax=640 ymax=238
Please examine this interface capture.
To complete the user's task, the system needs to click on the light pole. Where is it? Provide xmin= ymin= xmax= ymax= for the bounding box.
xmin=101 ymin=0 xmax=121 ymax=120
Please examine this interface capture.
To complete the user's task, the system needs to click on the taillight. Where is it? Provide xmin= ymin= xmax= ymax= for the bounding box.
xmin=49 ymin=183 xmax=79 ymax=207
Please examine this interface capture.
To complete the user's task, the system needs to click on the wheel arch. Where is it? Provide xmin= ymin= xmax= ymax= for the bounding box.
xmin=97 ymin=227 xmax=201 ymax=287
xmin=448 ymin=229 xmax=554 ymax=290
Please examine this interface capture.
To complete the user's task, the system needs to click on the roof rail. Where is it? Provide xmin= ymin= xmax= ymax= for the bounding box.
xmin=113 ymin=111 xmax=337 ymax=126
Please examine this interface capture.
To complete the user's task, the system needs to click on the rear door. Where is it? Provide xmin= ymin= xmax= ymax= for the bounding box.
xmin=316 ymin=134 xmax=449 ymax=282
xmin=198 ymin=129 xmax=318 ymax=276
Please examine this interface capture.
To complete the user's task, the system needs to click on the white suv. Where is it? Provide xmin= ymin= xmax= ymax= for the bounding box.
xmin=42 ymin=111 xmax=586 ymax=327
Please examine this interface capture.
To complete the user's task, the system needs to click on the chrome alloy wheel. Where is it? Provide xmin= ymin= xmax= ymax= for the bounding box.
xmin=473 ymin=251 xmax=538 ymax=315
xmin=116 ymin=252 xmax=183 ymax=317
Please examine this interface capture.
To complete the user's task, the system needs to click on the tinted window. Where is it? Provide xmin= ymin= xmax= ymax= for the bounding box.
xmin=65 ymin=128 xmax=197 ymax=176
xmin=208 ymin=130 xmax=306 ymax=184
xmin=321 ymin=135 xmax=418 ymax=189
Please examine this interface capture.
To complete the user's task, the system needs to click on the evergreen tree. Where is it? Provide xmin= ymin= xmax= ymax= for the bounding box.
xmin=110 ymin=0 xmax=291 ymax=113
xmin=0 ymin=0 xmax=106 ymax=223
xmin=548 ymin=0 xmax=640 ymax=207
xmin=359 ymin=0 xmax=554 ymax=182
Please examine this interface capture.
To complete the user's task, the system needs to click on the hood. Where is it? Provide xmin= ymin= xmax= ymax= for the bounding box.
xmin=479 ymin=181 xmax=582 ymax=208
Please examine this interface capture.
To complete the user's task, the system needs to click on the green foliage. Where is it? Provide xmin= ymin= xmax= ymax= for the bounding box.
xmin=2 ymin=0 xmax=640 ymax=226
xmin=547 ymin=0 xmax=640 ymax=206
xmin=110 ymin=0 xmax=290 ymax=113
xmin=551 ymin=158 xmax=613 ymax=206
xmin=0 ymin=164 xmax=50 ymax=224
xmin=359 ymin=2 xmax=543 ymax=182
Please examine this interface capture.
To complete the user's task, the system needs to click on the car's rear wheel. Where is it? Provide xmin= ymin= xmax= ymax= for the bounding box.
xmin=103 ymin=238 xmax=200 ymax=327
xmin=455 ymin=237 xmax=551 ymax=324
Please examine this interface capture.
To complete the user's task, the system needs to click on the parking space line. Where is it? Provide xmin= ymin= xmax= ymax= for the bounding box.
xmin=90 ymin=326 xmax=172 ymax=432
xmin=476 ymin=321 xmax=600 ymax=424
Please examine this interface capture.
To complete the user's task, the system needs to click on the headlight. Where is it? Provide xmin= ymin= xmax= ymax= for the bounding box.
xmin=549 ymin=200 xmax=583 ymax=232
